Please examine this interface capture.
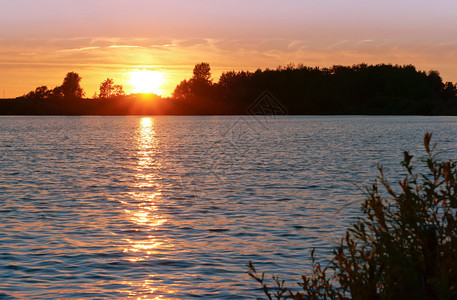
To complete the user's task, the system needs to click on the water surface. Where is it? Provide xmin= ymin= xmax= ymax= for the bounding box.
xmin=1 ymin=116 xmax=457 ymax=299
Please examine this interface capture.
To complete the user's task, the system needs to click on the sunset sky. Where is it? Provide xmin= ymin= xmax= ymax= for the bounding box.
xmin=1 ymin=0 xmax=457 ymax=98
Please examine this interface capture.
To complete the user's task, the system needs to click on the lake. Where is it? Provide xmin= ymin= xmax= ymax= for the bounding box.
xmin=1 ymin=116 xmax=457 ymax=299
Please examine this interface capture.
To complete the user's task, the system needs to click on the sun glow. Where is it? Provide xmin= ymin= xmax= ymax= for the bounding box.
xmin=129 ymin=70 xmax=164 ymax=95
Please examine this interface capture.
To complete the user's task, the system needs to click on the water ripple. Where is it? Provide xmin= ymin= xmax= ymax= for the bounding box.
xmin=1 ymin=116 xmax=457 ymax=298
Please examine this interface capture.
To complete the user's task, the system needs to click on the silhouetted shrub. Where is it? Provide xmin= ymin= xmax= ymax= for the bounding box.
xmin=248 ymin=133 xmax=457 ymax=299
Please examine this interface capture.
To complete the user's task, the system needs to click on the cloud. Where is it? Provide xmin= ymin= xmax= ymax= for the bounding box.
xmin=2 ymin=34 xmax=457 ymax=98
xmin=287 ymin=40 xmax=309 ymax=51
xmin=108 ymin=45 xmax=141 ymax=49
xmin=56 ymin=47 xmax=100 ymax=53
xmin=324 ymin=40 xmax=350 ymax=50
xmin=175 ymin=38 xmax=210 ymax=47
xmin=151 ymin=44 xmax=175 ymax=48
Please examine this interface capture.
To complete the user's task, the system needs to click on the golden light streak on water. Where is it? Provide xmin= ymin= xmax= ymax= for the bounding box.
xmin=121 ymin=117 xmax=171 ymax=297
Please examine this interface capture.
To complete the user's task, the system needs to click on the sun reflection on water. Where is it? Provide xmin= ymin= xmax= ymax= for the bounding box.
xmin=121 ymin=117 xmax=171 ymax=298
xmin=119 ymin=279 xmax=164 ymax=299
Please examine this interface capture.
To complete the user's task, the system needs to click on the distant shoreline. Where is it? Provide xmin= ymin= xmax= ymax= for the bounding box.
xmin=1 ymin=97 xmax=456 ymax=116
xmin=2 ymin=63 xmax=457 ymax=116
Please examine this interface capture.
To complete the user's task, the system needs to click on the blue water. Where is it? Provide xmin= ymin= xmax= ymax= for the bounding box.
xmin=1 ymin=116 xmax=457 ymax=299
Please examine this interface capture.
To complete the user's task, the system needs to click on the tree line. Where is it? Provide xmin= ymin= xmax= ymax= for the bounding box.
xmin=1 ymin=63 xmax=456 ymax=115
xmin=22 ymin=72 xmax=85 ymax=100
xmin=22 ymin=73 xmax=126 ymax=101
xmin=172 ymin=63 xmax=457 ymax=115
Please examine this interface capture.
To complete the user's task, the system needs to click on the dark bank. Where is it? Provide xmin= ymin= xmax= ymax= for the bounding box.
xmin=1 ymin=63 xmax=457 ymax=115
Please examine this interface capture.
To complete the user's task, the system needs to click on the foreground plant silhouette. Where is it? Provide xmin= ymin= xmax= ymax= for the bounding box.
xmin=248 ymin=133 xmax=457 ymax=299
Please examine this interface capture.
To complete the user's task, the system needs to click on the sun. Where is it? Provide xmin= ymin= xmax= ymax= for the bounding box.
xmin=129 ymin=70 xmax=164 ymax=95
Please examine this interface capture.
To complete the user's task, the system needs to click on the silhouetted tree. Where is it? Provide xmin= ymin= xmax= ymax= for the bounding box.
xmin=51 ymin=86 xmax=63 ymax=99
xmin=192 ymin=62 xmax=212 ymax=83
xmin=61 ymin=72 xmax=84 ymax=99
xmin=24 ymin=86 xmax=50 ymax=100
xmin=98 ymin=78 xmax=125 ymax=99
xmin=173 ymin=79 xmax=191 ymax=100
xmin=99 ymin=78 xmax=114 ymax=99
xmin=218 ymin=71 xmax=248 ymax=90
xmin=443 ymin=82 xmax=457 ymax=101
xmin=113 ymin=84 xmax=125 ymax=97
xmin=427 ymin=70 xmax=445 ymax=94
xmin=173 ymin=63 xmax=214 ymax=101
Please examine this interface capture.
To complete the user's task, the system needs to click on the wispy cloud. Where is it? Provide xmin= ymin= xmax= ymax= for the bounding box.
xmin=56 ymin=46 xmax=100 ymax=53
xmin=108 ymin=45 xmax=141 ymax=49
xmin=150 ymin=44 xmax=175 ymax=48
xmin=288 ymin=40 xmax=309 ymax=51
xmin=325 ymin=40 xmax=350 ymax=50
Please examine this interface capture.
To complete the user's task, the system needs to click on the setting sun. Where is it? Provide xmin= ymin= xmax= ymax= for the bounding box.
xmin=129 ymin=70 xmax=164 ymax=95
